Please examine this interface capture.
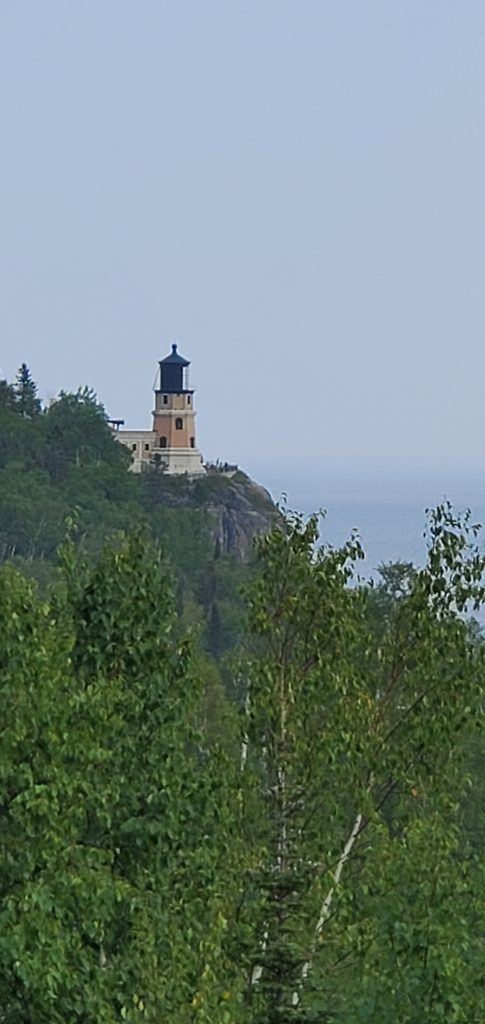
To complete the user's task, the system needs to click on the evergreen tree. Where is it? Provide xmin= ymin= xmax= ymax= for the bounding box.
xmin=206 ymin=599 xmax=223 ymax=658
xmin=0 ymin=378 xmax=17 ymax=411
xmin=14 ymin=362 xmax=41 ymax=417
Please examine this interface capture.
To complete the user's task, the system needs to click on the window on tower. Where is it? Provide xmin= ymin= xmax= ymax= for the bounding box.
xmin=160 ymin=436 xmax=167 ymax=448
xmin=175 ymin=418 xmax=183 ymax=430
xmin=190 ymin=436 xmax=195 ymax=448
xmin=163 ymin=395 xmax=168 ymax=405
xmin=187 ymin=395 xmax=191 ymax=405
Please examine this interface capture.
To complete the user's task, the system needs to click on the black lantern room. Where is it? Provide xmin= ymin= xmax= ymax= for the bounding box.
xmin=157 ymin=344 xmax=191 ymax=394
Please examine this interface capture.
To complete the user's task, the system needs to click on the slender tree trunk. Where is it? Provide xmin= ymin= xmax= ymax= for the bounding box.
xmin=293 ymin=813 xmax=363 ymax=1006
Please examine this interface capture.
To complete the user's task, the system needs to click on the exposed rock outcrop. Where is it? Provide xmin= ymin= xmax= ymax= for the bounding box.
xmin=206 ymin=478 xmax=277 ymax=560
xmin=144 ymin=468 xmax=278 ymax=561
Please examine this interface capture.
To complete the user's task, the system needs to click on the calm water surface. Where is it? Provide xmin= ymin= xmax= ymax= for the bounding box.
xmin=263 ymin=471 xmax=485 ymax=579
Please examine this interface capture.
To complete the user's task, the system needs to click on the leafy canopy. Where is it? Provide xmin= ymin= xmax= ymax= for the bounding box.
xmin=1 ymin=504 xmax=485 ymax=1021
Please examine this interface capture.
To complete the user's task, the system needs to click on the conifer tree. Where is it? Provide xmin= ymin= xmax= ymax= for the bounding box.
xmin=0 ymin=377 xmax=16 ymax=410
xmin=14 ymin=362 xmax=41 ymax=417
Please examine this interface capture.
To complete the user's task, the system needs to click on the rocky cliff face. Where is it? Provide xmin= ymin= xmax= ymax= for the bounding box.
xmin=150 ymin=469 xmax=278 ymax=561
xmin=206 ymin=477 xmax=277 ymax=560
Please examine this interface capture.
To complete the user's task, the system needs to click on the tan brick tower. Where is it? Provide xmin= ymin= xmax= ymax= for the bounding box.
xmin=151 ymin=344 xmax=205 ymax=474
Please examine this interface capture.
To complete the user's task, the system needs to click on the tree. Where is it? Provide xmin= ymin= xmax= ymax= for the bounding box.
xmin=0 ymin=531 xmax=239 ymax=1021
xmin=1 ymin=506 xmax=484 ymax=1021
xmin=0 ymin=564 xmax=102 ymax=1021
xmin=14 ymin=362 xmax=41 ymax=417
xmin=0 ymin=461 xmax=66 ymax=561
xmin=232 ymin=505 xmax=485 ymax=1021
xmin=44 ymin=387 xmax=130 ymax=483
xmin=0 ymin=378 xmax=17 ymax=411
xmin=206 ymin=599 xmax=223 ymax=658
xmin=59 ymin=531 xmax=243 ymax=1021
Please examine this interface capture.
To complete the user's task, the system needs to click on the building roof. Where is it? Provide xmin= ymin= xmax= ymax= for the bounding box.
xmin=160 ymin=343 xmax=190 ymax=367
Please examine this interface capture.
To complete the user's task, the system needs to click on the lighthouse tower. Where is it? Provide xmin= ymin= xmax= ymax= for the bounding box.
xmin=112 ymin=343 xmax=205 ymax=475
xmin=152 ymin=344 xmax=205 ymax=475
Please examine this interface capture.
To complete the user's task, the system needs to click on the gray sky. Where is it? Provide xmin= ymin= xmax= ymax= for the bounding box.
xmin=2 ymin=1 xmax=485 ymax=492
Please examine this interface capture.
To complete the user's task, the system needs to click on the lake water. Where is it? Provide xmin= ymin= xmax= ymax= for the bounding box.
xmin=261 ymin=471 xmax=485 ymax=579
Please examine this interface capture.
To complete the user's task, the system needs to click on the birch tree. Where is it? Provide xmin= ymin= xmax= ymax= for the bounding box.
xmin=235 ymin=505 xmax=485 ymax=1022
xmin=1 ymin=507 xmax=485 ymax=1022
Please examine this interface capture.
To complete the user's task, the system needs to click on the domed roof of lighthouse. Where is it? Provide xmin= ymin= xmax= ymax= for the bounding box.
xmin=160 ymin=343 xmax=190 ymax=367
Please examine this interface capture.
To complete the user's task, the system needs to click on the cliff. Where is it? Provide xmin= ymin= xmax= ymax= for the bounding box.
xmin=0 ymin=381 xmax=277 ymax=572
xmin=145 ymin=468 xmax=278 ymax=561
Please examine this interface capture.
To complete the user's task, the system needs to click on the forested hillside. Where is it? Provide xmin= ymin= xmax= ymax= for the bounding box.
xmin=0 ymin=365 xmax=277 ymax=660
xmin=1 ymin=500 xmax=485 ymax=1020
xmin=2 ymin=366 xmax=485 ymax=1020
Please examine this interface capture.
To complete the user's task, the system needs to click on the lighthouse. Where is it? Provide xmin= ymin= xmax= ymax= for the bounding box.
xmin=112 ymin=344 xmax=205 ymax=475
xmin=152 ymin=344 xmax=205 ymax=474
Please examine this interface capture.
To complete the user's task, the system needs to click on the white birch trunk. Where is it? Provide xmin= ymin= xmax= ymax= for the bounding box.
xmin=251 ymin=667 xmax=288 ymax=987
xmin=250 ymin=927 xmax=269 ymax=985
xmin=240 ymin=690 xmax=251 ymax=773
xmin=292 ymin=813 xmax=363 ymax=1006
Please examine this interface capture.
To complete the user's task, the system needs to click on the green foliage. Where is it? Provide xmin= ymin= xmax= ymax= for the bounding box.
xmin=0 ymin=378 xmax=17 ymax=411
xmin=146 ymin=506 xmax=214 ymax=580
xmin=0 ymin=533 xmax=241 ymax=1021
xmin=0 ymin=403 xmax=45 ymax=470
xmin=231 ymin=506 xmax=485 ymax=1021
xmin=14 ymin=362 xmax=42 ymax=418
xmin=1 ymin=363 xmax=485 ymax=1018
xmin=343 ymin=816 xmax=485 ymax=1022
xmin=44 ymin=387 xmax=130 ymax=483
xmin=0 ymin=461 xmax=67 ymax=560
xmin=0 ymin=373 xmax=255 ymax=663
xmin=1 ymin=506 xmax=485 ymax=1018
